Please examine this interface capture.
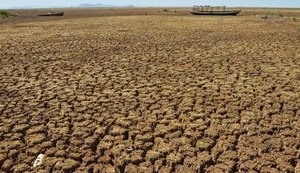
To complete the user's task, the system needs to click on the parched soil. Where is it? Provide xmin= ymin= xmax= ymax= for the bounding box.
xmin=0 ymin=9 xmax=300 ymax=173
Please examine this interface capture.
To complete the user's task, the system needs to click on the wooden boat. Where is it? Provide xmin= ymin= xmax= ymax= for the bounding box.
xmin=38 ymin=12 xmax=64 ymax=17
xmin=191 ymin=6 xmax=241 ymax=16
xmin=191 ymin=10 xmax=241 ymax=16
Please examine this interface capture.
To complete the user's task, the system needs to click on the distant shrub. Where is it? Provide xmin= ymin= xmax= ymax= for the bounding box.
xmin=0 ymin=10 xmax=10 ymax=19
xmin=260 ymin=15 xmax=268 ymax=20
xmin=161 ymin=9 xmax=178 ymax=13
xmin=258 ymin=13 xmax=287 ymax=22
xmin=292 ymin=17 xmax=298 ymax=22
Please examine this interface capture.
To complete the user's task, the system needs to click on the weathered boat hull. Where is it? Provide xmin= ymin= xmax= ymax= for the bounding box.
xmin=191 ymin=10 xmax=240 ymax=16
xmin=38 ymin=12 xmax=64 ymax=17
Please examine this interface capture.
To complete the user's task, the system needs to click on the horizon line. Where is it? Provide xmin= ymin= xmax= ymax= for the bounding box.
xmin=3 ymin=6 xmax=300 ymax=10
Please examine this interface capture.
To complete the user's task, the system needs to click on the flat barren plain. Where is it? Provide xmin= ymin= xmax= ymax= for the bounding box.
xmin=0 ymin=8 xmax=300 ymax=173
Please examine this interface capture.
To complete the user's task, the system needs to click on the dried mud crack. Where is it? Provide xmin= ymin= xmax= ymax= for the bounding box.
xmin=0 ymin=14 xmax=300 ymax=173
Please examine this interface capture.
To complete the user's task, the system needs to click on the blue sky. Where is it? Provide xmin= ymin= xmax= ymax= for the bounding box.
xmin=1 ymin=0 xmax=300 ymax=9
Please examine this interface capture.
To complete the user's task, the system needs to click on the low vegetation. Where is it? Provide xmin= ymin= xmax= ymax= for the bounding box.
xmin=258 ymin=13 xmax=286 ymax=22
xmin=0 ymin=10 xmax=10 ymax=19
xmin=196 ymin=140 xmax=207 ymax=149
xmin=292 ymin=17 xmax=298 ymax=22
xmin=160 ymin=8 xmax=176 ymax=13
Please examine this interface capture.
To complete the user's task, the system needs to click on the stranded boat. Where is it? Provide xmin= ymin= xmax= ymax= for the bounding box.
xmin=38 ymin=12 xmax=64 ymax=17
xmin=191 ymin=6 xmax=241 ymax=16
xmin=10 ymin=14 xmax=19 ymax=17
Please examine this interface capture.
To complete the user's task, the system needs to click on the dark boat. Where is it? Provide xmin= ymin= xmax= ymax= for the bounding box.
xmin=38 ymin=12 xmax=64 ymax=17
xmin=191 ymin=6 xmax=241 ymax=16
xmin=10 ymin=14 xmax=19 ymax=17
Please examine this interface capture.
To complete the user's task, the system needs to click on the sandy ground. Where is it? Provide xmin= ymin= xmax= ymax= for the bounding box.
xmin=0 ymin=8 xmax=300 ymax=173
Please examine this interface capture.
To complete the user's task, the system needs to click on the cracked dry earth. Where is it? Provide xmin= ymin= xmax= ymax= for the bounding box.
xmin=0 ymin=15 xmax=300 ymax=173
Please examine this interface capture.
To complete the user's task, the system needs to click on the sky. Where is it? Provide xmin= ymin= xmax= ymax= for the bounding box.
xmin=1 ymin=0 xmax=300 ymax=9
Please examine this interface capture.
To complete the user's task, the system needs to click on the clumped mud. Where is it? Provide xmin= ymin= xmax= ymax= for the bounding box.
xmin=0 ymin=14 xmax=300 ymax=172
